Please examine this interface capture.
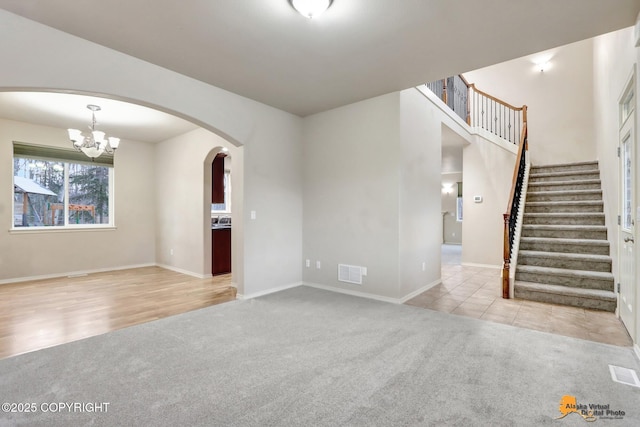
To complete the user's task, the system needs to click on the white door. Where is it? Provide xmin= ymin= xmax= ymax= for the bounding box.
xmin=619 ymin=76 xmax=636 ymax=338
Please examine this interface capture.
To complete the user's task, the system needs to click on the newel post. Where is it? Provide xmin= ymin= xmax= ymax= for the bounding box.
xmin=442 ymin=78 xmax=447 ymax=104
xmin=502 ymin=213 xmax=510 ymax=299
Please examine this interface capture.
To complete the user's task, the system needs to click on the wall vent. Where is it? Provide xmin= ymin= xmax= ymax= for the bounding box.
xmin=609 ymin=365 xmax=640 ymax=388
xmin=338 ymin=264 xmax=363 ymax=285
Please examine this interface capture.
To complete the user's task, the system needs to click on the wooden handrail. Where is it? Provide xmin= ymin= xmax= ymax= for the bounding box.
xmin=506 ymin=123 xmax=527 ymax=212
xmin=502 ymin=121 xmax=528 ymax=299
xmin=468 ymin=83 xmax=525 ymax=112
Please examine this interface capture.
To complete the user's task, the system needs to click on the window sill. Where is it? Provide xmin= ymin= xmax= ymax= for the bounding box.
xmin=9 ymin=226 xmax=117 ymax=234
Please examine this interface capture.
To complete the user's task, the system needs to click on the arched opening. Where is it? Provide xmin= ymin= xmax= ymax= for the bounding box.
xmin=204 ymin=145 xmax=244 ymax=294
xmin=0 ymin=89 xmax=245 ymax=295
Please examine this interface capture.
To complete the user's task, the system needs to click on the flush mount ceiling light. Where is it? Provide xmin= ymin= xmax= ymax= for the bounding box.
xmin=68 ymin=104 xmax=120 ymax=159
xmin=289 ymin=0 xmax=333 ymax=19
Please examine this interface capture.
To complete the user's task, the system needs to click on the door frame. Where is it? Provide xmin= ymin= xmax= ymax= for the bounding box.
xmin=617 ymin=66 xmax=637 ymax=340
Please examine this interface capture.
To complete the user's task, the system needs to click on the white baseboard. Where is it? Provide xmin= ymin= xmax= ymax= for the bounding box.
xmin=461 ymin=262 xmax=502 ymax=269
xmin=238 ymin=281 xmax=302 ymax=300
xmin=303 ymin=281 xmax=401 ymax=304
xmin=0 ymin=263 xmax=156 ymax=285
xmin=399 ymin=279 xmax=442 ymax=304
xmin=155 ymin=263 xmax=207 ymax=279
xmin=634 ymin=344 xmax=640 ymax=362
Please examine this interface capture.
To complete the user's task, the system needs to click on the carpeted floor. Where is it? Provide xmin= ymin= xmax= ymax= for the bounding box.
xmin=1 ymin=286 xmax=639 ymax=426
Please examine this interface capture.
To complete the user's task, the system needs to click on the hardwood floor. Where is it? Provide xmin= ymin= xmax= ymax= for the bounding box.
xmin=0 ymin=266 xmax=236 ymax=360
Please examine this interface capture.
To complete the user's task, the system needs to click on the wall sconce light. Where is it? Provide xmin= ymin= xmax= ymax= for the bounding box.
xmin=442 ymin=183 xmax=454 ymax=194
xmin=535 ymin=61 xmax=551 ymax=73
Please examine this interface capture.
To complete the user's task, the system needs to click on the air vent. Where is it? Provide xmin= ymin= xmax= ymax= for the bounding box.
xmin=609 ymin=365 xmax=640 ymax=388
xmin=338 ymin=264 xmax=363 ymax=285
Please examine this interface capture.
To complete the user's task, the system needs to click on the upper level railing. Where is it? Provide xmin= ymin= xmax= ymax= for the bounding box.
xmin=425 ymin=75 xmax=470 ymax=124
xmin=425 ymin=75 xmax=528 ymax=299
xmin=425 ymin=76 xmax=527 ymax=145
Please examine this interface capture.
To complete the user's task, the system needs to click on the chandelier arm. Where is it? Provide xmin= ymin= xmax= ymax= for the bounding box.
xmin=68 ymin=104 xmax=119 ymax=159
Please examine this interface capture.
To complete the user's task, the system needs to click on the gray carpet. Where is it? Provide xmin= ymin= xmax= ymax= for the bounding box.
xmin=1 ymin=286 xmax=639 ymax=426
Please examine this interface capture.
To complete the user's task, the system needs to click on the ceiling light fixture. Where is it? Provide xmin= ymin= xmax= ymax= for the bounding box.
xmin=290 ymin=0 xmax=333 ymax=19
xmin=68 ymin=104 xmax=120 ymax=159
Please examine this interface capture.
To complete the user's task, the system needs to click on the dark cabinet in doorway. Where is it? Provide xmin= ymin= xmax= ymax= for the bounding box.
xmin=212 ymin=153 xmax=226 ymax=204
xmin=212 ymin=228 xmax=231 ymax=275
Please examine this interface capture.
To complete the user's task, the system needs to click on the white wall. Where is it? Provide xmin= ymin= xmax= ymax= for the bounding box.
xmin=241 ymin=111 xmax=303 ymax=296
xmin=442 ymin=172 xmax=463 ymax=244
xmin=464 ymin=38 xmax=597 ymax=166
xmin=0 ymin=10 xmax=304 ymax=296
xmin=398 ymin=90 xmax=443 ymax=297
xmin=155 ymin=128 xmax=241 ymax=278
xmin=592 ymin=26 xmax=640 ymax=346
xmin=302 ymin=89 xmax=445 ymax=301
xmin=302 ymin=93 xmax=401 ymax=299
xmin=0 ymin=119 xmax=156 ymax=281
xmin=462 ymin=136 xmax=515 ymax=267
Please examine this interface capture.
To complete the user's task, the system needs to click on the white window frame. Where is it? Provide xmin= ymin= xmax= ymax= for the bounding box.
xmin=11 ymin=143 xmax=116 ymax=232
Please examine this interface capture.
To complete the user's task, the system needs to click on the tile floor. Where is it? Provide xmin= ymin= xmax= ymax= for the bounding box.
xmin=405 ymin=245 xmax=633 ymax=347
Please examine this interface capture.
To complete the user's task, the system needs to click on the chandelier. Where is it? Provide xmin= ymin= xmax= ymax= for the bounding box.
xmin=67 ymin=104 xmax=120 ymax=159
xmin=289 ymin=0 xmax=333 ymax=19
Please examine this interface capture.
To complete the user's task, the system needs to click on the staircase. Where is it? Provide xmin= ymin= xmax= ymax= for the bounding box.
xmin=515 ymin=161 xmax=617 ymax=312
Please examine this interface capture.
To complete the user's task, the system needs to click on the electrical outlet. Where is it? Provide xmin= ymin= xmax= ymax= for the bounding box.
xmin=170 ymin=249 xmax=174 ymax=256
xmin=422 ymin=262 xmax=426 ymax=271
xmin=316 ymin=261 xmax=321 ymax=269
xmin=250 ymin=210 xmax=256 ymax=220
xmin=305 ymin=259 xmax=310 ymax=268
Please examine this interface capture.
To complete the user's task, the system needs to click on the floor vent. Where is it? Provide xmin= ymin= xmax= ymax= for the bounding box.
xmin=338 ymin=264 xmax=363 ymax=285
xmin=608 ymin=365 xmax=640 ymax=388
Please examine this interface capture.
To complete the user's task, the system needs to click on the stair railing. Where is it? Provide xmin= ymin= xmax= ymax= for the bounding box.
xmin=425 ymin=76 xmax=526 ymax=145
xmin=424 ymin=76 xmax=528 ymax=298
xmin=425 ymin=75 xmax=470 ymax=124
xmin=468 ymin=84 xmax=526 ymax=145
xmin=502 ymin=118 xmax=528 ymax=298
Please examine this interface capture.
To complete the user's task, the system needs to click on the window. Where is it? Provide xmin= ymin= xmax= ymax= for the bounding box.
xmin=456 ymin=182 xmax=463 ymax=222
xmin=621 ymin=87 xmax=634 ymax=125
xmin=12 ymin=143 xmax=114 ymax=228
xmin=621 ymin=133 xmax=632 ymax=231
xmin=212 ymin=171 xmax=231 ymax=213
